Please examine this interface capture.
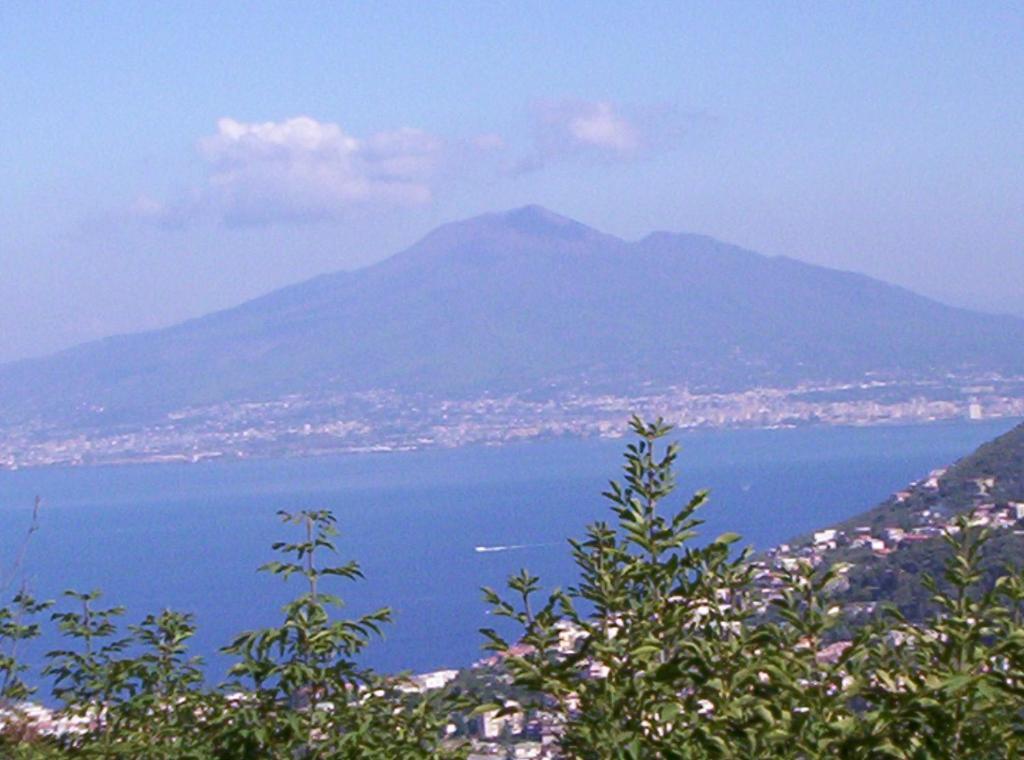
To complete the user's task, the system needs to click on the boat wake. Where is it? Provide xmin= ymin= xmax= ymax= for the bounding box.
xmin=474 ymin=542 xmax=556 ymax=554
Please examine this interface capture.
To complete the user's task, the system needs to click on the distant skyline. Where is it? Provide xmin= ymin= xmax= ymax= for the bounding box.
xmin=2 ymin=2 xmax=1022 ymax=362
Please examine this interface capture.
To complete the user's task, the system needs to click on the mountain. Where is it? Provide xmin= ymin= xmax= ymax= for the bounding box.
xmin=3 ymin=205 xmax=1024 ymax=427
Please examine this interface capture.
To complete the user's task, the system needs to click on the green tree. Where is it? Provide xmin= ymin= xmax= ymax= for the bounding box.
xmin=212 ymin=509 xmax=464 ymax=759
xmin=482 ymin=417 xmax=1024 ymax=758
xmin=43 ymin=590 xmax=130 ymax=727
xmin=839 ymin=517 xmax=1024 ymax=757
xmin=481 ymin=416 xmax=802 ymax=757
xmin=5 ymin=510 xmax=462 ymax=759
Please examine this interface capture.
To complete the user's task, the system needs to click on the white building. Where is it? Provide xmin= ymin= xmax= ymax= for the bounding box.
xmin=813 ymin=529 xmax=838 ymax=550
xmin=477 ymin=700 xmax=524 ymax=739
xmin=410 ymin=669 xmax=459 ymax=692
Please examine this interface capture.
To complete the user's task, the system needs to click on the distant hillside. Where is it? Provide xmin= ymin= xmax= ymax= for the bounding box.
xmin=3 ymin=205 xmax=1024 ymax=428
xmin=837 ymin=421 xmax=1024 ymax=533
xmin=782 ymin=421 xmax=1024 ymax=622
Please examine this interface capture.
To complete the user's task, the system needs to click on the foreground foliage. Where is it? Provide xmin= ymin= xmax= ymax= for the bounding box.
xmin=2 ymin=417 xmax=1024 ymax=757
xmin=0 ymin=510 xmax=464 ymax=759
xmin=483 ymin=417 xmax=1024 ymax=758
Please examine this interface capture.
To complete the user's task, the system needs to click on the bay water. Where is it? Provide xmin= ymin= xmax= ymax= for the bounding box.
xmin=0 ymin=419 xmax=1018 ymax=684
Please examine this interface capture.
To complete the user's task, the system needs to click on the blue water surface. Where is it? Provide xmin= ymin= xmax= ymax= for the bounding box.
xmin=0 ymin=419 xmax=1018 ymax=685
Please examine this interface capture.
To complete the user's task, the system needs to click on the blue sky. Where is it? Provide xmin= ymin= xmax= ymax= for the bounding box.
xmin=2 ymin=2 xmax=1022 ymax=361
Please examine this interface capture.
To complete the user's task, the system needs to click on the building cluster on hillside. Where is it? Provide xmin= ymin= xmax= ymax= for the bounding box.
xmin=463 ymin=622 xmax=588 ymax=757
xmin=0 ymin=702 xmax=89 ymax=739
xmin=344 ymin=620 xmax=593 ymax=757
xmin=757 ymin=467 xmax=1024 ymax=607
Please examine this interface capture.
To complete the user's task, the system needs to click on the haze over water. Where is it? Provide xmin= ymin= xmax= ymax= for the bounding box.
xmin=0 ymin=420 xmax=1018 ymax=680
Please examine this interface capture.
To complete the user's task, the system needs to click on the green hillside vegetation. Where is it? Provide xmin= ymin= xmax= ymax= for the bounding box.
xmin=838 ymin=420 xmax=1024 ymax=533
xmin=804 ymin=421 xmax=1024 ymax=621
xmin=840 ymin=529 xmax=1024 ymax=622
xmin=2 ymin=418 xmax=1024 ymax=757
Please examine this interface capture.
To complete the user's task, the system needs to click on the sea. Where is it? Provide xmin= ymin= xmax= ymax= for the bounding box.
xmin=0 ymin=418 xmax=1019 ymax=685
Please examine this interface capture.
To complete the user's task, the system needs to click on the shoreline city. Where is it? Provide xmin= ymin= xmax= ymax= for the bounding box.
xmin=3 ymin=374 xmax=1023 ymax=471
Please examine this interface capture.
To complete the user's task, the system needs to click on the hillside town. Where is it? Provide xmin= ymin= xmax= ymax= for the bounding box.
xmin=758 ymin=469 xmax=1024 ymax=605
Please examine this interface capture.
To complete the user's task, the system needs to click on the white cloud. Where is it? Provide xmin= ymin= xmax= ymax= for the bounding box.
xmin=140 ymin=117 xmax=448 ymax=226
xmin=131 ymin=105 xmax=682 ymax=226
xmin=519 ymin=100 xmax=642 ymax=172
xmin=561 ymin=101 xmax=640 ymax=152
xmin=518 ymin=99 xmax=684 ymax=173
xmin=203 ymin=117 xmax=444 ymax=224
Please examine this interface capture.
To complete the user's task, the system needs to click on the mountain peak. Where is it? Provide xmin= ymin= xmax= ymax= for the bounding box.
xmin=503 ymin=204 xmax=576 ymax=228
xmin=392 ymin=206 xmax=616 ymax=267
xmin=486 ymin=205 xmax=606 ymax=242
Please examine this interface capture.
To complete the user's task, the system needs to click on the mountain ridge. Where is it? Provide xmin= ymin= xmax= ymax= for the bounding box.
xmin=2 ymin=206 xmax=1024 ymax=428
